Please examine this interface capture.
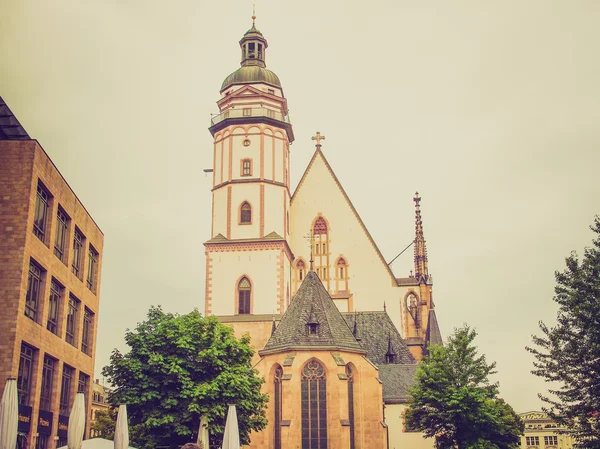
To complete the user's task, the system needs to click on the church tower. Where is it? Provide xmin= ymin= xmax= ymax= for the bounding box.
xmin=403 ymin=193 xmax=441 ymax=361
xmin=204 ymin=18 xmax=295 ymax=317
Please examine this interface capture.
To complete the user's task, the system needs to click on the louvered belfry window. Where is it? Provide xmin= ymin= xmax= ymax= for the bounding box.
xmin=238 ymin=277 xmax=251 ymax=314
xmin=301 ymin=360 xmax=327 ymax=449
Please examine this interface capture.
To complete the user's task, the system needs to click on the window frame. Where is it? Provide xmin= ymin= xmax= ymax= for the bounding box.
xmin=25 ymin=260 xmax=44 ymax=323
xmin=241 ymin=159 xmax=252 ymax=177
xmin=240 ymin=202 xmax=252 ymax=225
xmin=33 ymin=182 xmax=50 ymax=242
xmin=301 ymin=359 xmax=327 ymax=449
xmin=54 ymin=206 xmax=69 ymax=263
xmin=40 ymin=355 xmax=56 ymax=411
xmin=71 ymin=228 xmax=85 ymax=279
xmin=60 ymin=365 xmax=74 ymax=415
xmin=238 ymin=277 xmax=251 ymax=314
xmin=66 ymin=295 xmax=80 ymax=346
xmin=86 ymin=245 xmax=98 ymax=293
xmin=81 ymin=307 xmax=94 ymax=356
xmin=47 ymin=279 xmax=62 ymax=335
xmin=18 ymin=343 xmax=35 ymax=405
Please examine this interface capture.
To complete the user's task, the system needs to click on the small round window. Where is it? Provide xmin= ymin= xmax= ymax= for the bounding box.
xmin=243 ymin=139 xmax=251 ymax=147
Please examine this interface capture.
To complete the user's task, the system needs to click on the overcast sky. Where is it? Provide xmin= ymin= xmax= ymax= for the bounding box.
xmin=2 ymin=0 xmax=599 ymax=413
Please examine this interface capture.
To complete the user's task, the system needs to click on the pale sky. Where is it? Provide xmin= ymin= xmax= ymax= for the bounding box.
xmin=2 ymin=0 xmax=599 ymax=414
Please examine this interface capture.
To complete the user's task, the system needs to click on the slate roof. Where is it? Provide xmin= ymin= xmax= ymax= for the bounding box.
xmin=342 ymin=312 xmax=415 ymax=365
xmin=424 ymin=309 xmax=443 ymax=355
xmin=0 ymin=97 xmax=30 ymax=140
xmin=261 ymin=271 xmax=364 ymax=354
xmin=378 ymin=364 xmax=418 ymax=403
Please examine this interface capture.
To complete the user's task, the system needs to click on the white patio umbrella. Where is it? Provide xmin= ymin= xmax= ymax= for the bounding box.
xmin=114 ymin=405 xmax=129 ymax=449
xmin=0 ymin=378 xmax=18 ymax=449
xmin=197 ymin=415 xmax=209 ymax=449
xmin=67 ymin=393 xmax=86 ymax=449
xmin=220 ymin=405 xmax=239 ymax=449
xmin=57 ymin=438 xmax=138 ymax=449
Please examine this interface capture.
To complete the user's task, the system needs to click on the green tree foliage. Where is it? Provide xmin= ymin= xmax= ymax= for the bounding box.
xmin=102 ymin=307 xmax=268 ymax=449
xmin=91 ymin=409 xmax=116 ymax=440
xmin=406 ymin=325 xmax=523 ymax=449
xmin=527 ymin=217 xmax=600 ymax=448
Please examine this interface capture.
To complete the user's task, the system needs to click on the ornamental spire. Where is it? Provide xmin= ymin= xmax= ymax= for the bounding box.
xmin=413 ymin=192 xmax=429 ymax=281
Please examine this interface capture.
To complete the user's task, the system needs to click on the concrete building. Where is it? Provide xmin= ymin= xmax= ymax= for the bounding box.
xmin=0 ymin=97 xmax=104 ymax=449
xmin=90 ymin=380 xmax=112 ymax=438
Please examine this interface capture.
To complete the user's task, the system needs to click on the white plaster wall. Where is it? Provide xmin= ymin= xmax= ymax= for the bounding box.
xmin=209 ymin=249 xmax=282 ymax=315
xmin=273 ymin=137 xmax=284 ymax=183
xmin=263 ymin=183 xmax=287 ymax=238
xmin=263 ymin=132 xmax=274 ymax=180
xmin=385 ymin=404 xmax=435 ymax=449
xmin=230 ymin=183 xmax=260 ymax=240
xmin=290 ymin=152 xmax=404 ymax=331
xmin=212 ymin=187 xmax=227 ymax=238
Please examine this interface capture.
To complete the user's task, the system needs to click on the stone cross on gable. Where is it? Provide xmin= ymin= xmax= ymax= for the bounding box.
xmin=303 ymin=231 xmax=316 ymax=271
xmin=311 ymin=132 xmax=326 ymax=150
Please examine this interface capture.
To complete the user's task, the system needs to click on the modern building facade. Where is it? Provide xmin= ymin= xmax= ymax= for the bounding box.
xmin=0 ymin=97 xmax=104 ymax=449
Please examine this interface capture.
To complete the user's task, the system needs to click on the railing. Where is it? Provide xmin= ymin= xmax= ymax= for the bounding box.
xmin=210 ymin=107 xmax=291 ymax=126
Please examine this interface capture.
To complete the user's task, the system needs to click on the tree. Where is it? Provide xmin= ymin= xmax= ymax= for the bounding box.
xmin=527 ymin=216 xmax=600 ymax=448
xmin=91 ymin=409 xmax=116 ymax=439
xmin=406 ymin=325 xmax=523 ymax=449
xmin=102 ymin=307 xmax=268 ymax=449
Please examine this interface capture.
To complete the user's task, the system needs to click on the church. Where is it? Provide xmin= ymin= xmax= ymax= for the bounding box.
xmin=204 ymin=18 xmax=442 ymax=449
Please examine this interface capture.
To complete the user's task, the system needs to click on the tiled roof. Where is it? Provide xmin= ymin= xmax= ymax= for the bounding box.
xmin=261 ymin=271 xmax=364 ymax=354
xmin=396 ymin=277 xmax=419 ymax=286
xmin=0 ymin=97 xmax=30 ymax=140
xmin=377 ymin=364 xmax=418 ymax=403
xmin=424 ymin=309 xmax=443 ymax=355
xmin=342 ymin=312 xmax=416 ymax=365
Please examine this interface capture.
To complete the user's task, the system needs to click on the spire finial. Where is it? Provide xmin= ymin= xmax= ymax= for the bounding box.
xmin=311 ymin=132 xmax=326 ymax=151
xmin=271 ymin=312 xmax=277 ymax=336
xmin=413 ymin=192 xmax=429 ymax=280
xmin=252 ymin=3 xmax=256 ymax=25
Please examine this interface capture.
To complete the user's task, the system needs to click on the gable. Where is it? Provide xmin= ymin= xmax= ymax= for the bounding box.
xmin=290 ymin=149 xmax=398 ymax=286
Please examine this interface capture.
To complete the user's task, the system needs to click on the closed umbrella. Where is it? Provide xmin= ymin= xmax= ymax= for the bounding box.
xmin=67 ymin=393 xmax=85 ymax=449
xmin=113 ymin=405 xmax=128 ymax=449
xmin=196 ymin=415 xmax=209 ymax=449
xmin=0 ymin=378 xmax=18 ymax=449
xmin=220 ymin=405 xmax=239 ymax=449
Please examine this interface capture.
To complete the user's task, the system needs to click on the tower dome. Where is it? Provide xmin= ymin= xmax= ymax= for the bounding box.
xmin=220 ymin=23 xmax=282 ymax=92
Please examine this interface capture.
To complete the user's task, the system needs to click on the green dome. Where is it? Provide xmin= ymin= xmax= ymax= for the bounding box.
xmin=220 ymin=65 xmax=281 ymax=92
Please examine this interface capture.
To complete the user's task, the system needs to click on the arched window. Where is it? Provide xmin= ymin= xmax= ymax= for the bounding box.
xmin=313 ymin=217 xmax=327 ymax=235
xmin=406 ymin=292 xmax=419 ymax=328
xmin=238 ymin=277 xmax=251 ymax=314
xmin=240 ymin=202 xmax=252 ymax=224
xmin=274 ymin=365 xmax=283 ymax=449
xmin=301 ymin=360 xmax=327 ymax=449
xmin=297 ymin=259 xmax=306 ymax=281
xmin=337 ymin=258 xmax=346 ymax=279
xmin=347 ymin=365 xmax=355 ymax=449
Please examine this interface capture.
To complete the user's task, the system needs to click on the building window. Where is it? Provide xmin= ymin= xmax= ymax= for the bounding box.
xmin=60 ymin=365 xmax=74 ymax=415
xmin=301 ymin=360 xmax=327 ymax=449
xmin=297 ymin=259 xmax=306 ymax=281
xmin=72 ymin=228 xmax=85 ymax=279
xmin=243 ymin=108 xmax=251 ymax=116
xmin=242 ymin=159 xmax=252 ymax=176
xmin=81 ymin=308 xmax=94 ymax=356
xmin=26 ymin=260 xmax=44 ymax=322
xmin=544 ymin=436 xmax=558 ymax=446
xmin=238 ymin=277 xmax=251 ymax=314
xmin=18 ymin=343 xmax=35 ymax=405
xmin=87 ymin=245 xmax=98 ymax=293
xmin=313 ymin=217 xmax=327 ymax=235
xmin=78 ymin=372 xmax=89 ymax=399
xmin=40 ymin=355 xmax=56 ymax=411
xmin=347 ymin=365 xmax=355 ymax=449
xmin=526 ymin=437 xmax=540 ymax=446
xmin=36 ymin=435 xmax=48 ymax=449
xmin=54 ymin=207 xmax=69 ymax=262
xmin=240 ymin=202 xmax=252 ymax=224
xmin=33 ymin=182 xmax=50 ymax=242
xmin=337 ymin=258 xmax=347 ymax=279
xmin=47 ymin=279 xmax=62 ymax=335
xmin=274 ymin=366 xmax=283 ymax=449
xmin=66 ymin=295 xmax=80 ymax=346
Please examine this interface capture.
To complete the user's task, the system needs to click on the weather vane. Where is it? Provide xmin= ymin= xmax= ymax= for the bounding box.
xmin=303 ymin=231 xmax=315 ymax=271
xmin=252 ymin=3 xmax=256 ymax=25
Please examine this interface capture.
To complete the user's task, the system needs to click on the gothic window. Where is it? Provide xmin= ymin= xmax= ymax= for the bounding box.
xmin=313 ymin=217 xmax=327 ymax=235
xmin=242 ymin=159 xmax=252 ymax=176
xmin=240 ymin=202 xmax=252 ymax=224
xmin=347 ymin=365 xmax=355 ymax=449
xmin=406 ymin=292 xmax=419 ymax=328
xmin=297 ymin=259 xmax=305 ymax=281
xmin=301 ymin=360 xmax=327 ymax=449
xmin=337 ymin=258 xmax=347 ymax=279
xmin=238 ymin=277 xmax=251 ymax=314
xmin=274 ymin=365 xmax=283 ymax=449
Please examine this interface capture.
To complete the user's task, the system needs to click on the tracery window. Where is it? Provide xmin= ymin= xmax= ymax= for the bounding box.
xmin=238 ymin=277 xmax=251 ymax=314
xmin=337 ymin=258 xmax=347 ymax=279
xmin=297 ymin=259 xmax=305 ymax=281
xmin=240 ymin=202 xmax=252 ymax=224
xmin=311 ymin=217 xmax=330 ymax=287
xmin=347 ymin=365 xmax=355 ymax=449
xmin=301 ymin=360 xmax=327 ymax=449
xmin=274 ymin=365 xmax=283 ymax=449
